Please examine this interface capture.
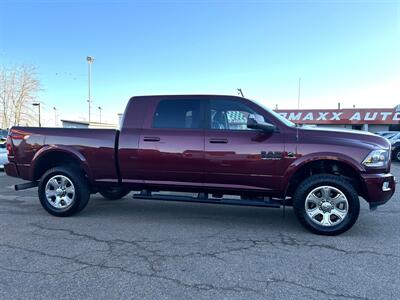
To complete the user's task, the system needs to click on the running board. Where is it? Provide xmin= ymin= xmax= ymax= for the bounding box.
xmin=132 ymin=193 xmax=282 ymax=208
xmin=15 ymin=181 xmax=39 ymax=191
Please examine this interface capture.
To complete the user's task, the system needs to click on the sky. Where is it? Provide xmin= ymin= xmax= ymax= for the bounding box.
xmin=0 ymin=0 xmax=399 ymax=126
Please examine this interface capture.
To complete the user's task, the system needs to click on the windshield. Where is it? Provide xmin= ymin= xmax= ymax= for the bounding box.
xmin=251 ymin=99 xmax=296 ymax=127
xmin=384 ymin=132 xmax=396 ymax=139
xmin=389 ymin=133 xmax=400 ymax=141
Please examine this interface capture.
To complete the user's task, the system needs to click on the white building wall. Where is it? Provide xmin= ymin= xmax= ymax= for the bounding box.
xmin=309 ymin=124 xmax=389 ymax=133
xmin=315 ymin=124 xmax=352 ymax=129
xmin=368 ymin=124 xmax=390 ymax=133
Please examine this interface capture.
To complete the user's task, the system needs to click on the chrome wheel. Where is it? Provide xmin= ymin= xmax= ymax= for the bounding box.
xmin=45 ymin=175 xmax=75 ymax=209
xmin=396 ymin=151 xmax=400 ymax=161
xmin=305 ymin=186 xmax=348 ymax=227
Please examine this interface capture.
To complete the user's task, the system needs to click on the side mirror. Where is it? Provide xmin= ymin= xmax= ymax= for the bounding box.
xmin=247 ymin=114 xmax=276 ymax=133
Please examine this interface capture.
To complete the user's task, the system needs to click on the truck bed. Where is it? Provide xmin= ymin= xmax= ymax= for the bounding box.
xmin=7 ymin=127 xmax=119 ymax=184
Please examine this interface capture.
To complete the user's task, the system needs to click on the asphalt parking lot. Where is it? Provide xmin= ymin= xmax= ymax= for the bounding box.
xmin=0 ymin=166 xmax=399 ymax=300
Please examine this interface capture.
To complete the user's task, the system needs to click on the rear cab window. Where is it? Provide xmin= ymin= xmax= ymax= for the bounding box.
xmin=152 ymin=99 xmax=203 ymax=129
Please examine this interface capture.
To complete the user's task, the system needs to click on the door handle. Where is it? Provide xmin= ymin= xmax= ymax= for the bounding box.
xmin=209 ymin=138 xmax=228 ymax=144
xmin=143 ymin=136 xmax=160 ymax=142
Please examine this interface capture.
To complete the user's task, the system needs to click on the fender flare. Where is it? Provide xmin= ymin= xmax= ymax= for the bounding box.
xmin=29 ymin=145 xmax=93 ymax=182
xmin=281 ymin=152 xmax=364 ymax=193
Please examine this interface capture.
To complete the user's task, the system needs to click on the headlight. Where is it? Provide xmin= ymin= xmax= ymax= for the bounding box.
xmin=362 ymin=150 xmax=389 ymax=168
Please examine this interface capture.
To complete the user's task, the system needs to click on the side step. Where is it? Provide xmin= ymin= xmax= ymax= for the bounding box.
xmin=15 ymin=181 xmax=39 ymax=191
xmin=132 ymin=192 xmax=282 ymax=208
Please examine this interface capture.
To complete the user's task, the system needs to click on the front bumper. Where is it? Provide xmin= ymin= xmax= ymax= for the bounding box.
xmin=361 ymin=172 xmax=395 ymax=209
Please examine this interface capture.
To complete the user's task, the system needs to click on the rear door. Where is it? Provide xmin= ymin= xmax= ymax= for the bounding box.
xmin=204 ymin=97 xmax=285 ymax=193
xmin=136 ymin=97 xmax=206 ymax=188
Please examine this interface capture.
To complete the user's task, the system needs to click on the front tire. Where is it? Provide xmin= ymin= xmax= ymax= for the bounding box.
xmin=293 ymin=174 xmax=360 ymax=235
xmin=38 ymin=166 xmax=90 ymax=217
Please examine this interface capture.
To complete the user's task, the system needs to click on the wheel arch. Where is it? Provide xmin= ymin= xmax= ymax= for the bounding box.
xmin=283 ymin=154 xmax=365 ymax=198
xmin=30 ymin=146 xmax=93 ymax=183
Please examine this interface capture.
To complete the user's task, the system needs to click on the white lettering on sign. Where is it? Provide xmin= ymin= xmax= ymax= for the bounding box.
xmin=364 ymin=112 xmax=378 ymax=121
xmin=278 ymin=112 xmax=287 ymax=118
xmin=330 ymin=112 xmax=343 ymax=120
xmin=276 ymin=109 xmax=398 ymax=124
xmin=349 ymin=112 xmax=361 ymax=121
xmin=317 ymin=112 xmax=328 ymax=120
xmin=380 ymin=112 xmax=392 ymax=121
xmin=303 ymin=112 xmax=314 ymax=121
xmin=289 ymin=112 xmax=302 ymax=121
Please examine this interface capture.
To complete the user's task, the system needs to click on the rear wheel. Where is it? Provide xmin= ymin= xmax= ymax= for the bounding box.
xmin=38 ymin=166 xmax=90 ymax=217
xmin=293 ymin=174 xmax=360 ymax=235
xmin=99 ymin=187 xmax=129 ymax=200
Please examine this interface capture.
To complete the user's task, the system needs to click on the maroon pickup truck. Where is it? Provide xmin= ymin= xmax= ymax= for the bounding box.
xmin=4 ymin=95 xmax=395 ymax=235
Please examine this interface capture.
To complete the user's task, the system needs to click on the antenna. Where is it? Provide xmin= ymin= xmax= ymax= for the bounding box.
xmin=237 ymin=88 xmax=244 ymax=97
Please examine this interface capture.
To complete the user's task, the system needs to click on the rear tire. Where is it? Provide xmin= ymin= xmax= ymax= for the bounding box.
xmin=38 ymin=166 xmax=90 ymax=217
xmin=293 ymin=174 xmax=360 ymax=236
xmin=99 ymin=187 xmax=129 ymax=200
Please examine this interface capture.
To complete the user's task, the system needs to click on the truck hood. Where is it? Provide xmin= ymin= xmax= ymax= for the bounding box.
xmin=298 ymin=126 xmax=391 ymax=151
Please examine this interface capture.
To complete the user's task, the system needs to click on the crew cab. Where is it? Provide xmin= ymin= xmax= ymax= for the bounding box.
xmin=4 ymin=95 xmax=395 ymax=235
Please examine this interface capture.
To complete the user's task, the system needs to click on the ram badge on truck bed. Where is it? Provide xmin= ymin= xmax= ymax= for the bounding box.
xmin=4 ymin=95 xmax=395 ymax=235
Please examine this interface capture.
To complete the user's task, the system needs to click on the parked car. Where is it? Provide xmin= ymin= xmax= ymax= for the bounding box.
xmin=0 ymin=139 xmax=7 ymax=170
xmin=0 ymin=129 xmax=8 ymax=139
xmin=390 ymin=134 xmax=400 ymax=161
xmin=388 ymin=132 xmax=400 ymax=143
xmin=376 ymin=131 xmax=399 ymax=139
xmin=4 ymin=95 xmax=395 ymax=235
xmin=373 ymin=132 xmax=400 ymax=160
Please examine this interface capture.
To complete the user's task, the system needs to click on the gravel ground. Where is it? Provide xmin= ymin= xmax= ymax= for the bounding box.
xmin=0 ymin=164 xmax=399 ymax=299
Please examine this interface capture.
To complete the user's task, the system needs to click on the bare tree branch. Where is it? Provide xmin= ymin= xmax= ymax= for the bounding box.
xmin=0 ymin=65 xmax=41 ymax=128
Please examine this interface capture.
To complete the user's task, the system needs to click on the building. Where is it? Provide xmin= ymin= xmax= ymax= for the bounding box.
xmin=63 ymin=106 xmax=400 ymax=133
xmin=275 ymin=107 xmax=400 ymax=133
xmin=61 ymin=119 xmax=117 ymax=129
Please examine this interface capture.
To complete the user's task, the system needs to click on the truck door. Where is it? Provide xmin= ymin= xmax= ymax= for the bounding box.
xmin=136 ymin=98 xmax=205 ymax=188
xmin=204 ymin=97 xmax=284 ymax=193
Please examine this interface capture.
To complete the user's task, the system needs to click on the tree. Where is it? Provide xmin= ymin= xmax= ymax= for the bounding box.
xmin=0 ymin=65 xmax=41 ymax=128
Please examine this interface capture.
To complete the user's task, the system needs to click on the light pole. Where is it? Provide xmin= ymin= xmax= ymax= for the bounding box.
xmin=53 ymin=107 xmax=57 ymax=127
xmin=32 ymin=102 xmax=41 ymax=127
xmin=86 ymin=56 xmax=95 ymax=123
xmin=98 ymin=106 xmax=102 ymax=124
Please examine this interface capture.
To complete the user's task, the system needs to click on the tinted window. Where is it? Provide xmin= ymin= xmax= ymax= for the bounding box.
xmin=152 ymin=99 xmax=202 ymax=129
xmin=209 ymin=99 xmax=258 ymax=130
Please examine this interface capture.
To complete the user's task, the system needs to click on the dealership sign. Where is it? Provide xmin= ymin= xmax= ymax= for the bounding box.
xmin=276 ymin=109 xmax=400 ymax=125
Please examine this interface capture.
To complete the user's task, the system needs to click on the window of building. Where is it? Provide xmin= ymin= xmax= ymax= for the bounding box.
xmin=352 ymin=125 xmax=362 ymax=130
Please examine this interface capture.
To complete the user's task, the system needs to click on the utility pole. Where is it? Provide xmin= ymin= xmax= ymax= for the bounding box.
xmin=53 ymin=107 xmax=57 ymax=126
xmin=86 ymin=56 xmax=95 ymax=123
xmin=237 ymin=88 xmax=244 ymax=97
xmin=32 ymin=103 xmax=41 ymax=127
xmin=98 ymin=106 xmax=102 ymax=124
xmin=297 ymin=77 xmax=301 ymax=109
